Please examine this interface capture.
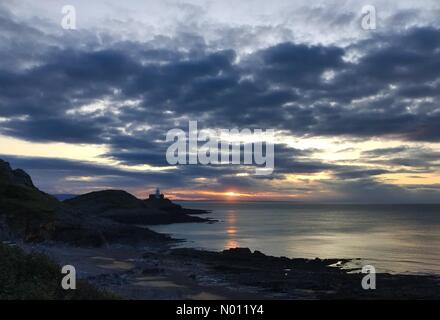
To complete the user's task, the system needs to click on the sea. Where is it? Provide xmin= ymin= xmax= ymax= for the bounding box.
xmin=149 ymin=202 xmax=440 ymax=275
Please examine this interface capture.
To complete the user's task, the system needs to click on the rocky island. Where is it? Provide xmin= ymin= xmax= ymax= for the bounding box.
xmin=1 ymin=159 xmax=439 ymax=300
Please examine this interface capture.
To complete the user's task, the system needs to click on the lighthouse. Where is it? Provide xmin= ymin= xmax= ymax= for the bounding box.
xmin=149 ymin=187 xmax=164 ymax=200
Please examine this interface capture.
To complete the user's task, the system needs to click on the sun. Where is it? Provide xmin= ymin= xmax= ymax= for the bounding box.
xmin=225 ymin=191 xmax=238 ymax=197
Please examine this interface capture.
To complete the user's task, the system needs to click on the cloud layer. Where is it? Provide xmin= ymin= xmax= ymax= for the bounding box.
xmin=0 ymin=1 xmax=439 ymax=202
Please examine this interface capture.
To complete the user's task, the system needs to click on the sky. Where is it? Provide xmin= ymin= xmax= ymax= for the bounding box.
xmin=0 ymin=0 xmax=439 ymax=202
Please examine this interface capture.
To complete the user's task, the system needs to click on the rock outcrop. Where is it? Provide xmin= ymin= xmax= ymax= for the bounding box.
xmin=64 ymin=190 xmax=149 ymax=216
xmin=0 ymin=160 xmax=59 ymax=241
xmin=1 ymin=158 xmax=211 ymax=246
xmin=144 ymin=196 xmax=210 ymax=215
xmin=0 ymin=160 xmax=35 ymax=188
xmin=65 ymin=190 xmax=211 ymax=225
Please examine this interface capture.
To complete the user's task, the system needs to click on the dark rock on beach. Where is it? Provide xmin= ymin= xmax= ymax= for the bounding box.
xmin=165 ymin=247 xmax=440 ymax=299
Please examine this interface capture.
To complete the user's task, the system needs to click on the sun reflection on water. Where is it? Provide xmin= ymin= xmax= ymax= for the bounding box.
xmin=224 ymin=210 xmax=239 ymax=249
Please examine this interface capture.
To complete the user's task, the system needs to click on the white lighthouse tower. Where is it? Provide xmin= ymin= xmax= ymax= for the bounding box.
xmin=149 ymin=187 xmax=164 ymax=200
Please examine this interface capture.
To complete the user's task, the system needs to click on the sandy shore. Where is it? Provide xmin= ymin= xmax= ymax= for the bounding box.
xmin=18 ymin=241 xmax=259 ymax=300
xmin=14 ymin=239 xmax=439 ymax=300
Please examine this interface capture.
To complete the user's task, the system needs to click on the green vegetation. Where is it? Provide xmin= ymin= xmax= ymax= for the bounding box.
xmin=0 ymin=243 xmax=115 ymax=300
xmin=0 ymin=179 xmax=60 ymax=240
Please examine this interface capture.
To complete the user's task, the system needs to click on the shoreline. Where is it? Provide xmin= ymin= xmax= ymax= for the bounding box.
xmin=153 ymin=201 xmax=440 ymax=276
xmin=7 ymin=223 xmax=440 ymax=300
xmin=149 ymin=227 xmax=440 ymax=277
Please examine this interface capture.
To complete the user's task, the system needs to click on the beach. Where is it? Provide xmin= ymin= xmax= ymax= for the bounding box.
xmin=10 ymin=214 xmax=440 ymax=300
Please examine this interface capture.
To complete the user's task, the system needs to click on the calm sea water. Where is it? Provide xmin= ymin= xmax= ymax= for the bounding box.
xmin=150 ymin=202 xmax=440 ymax=275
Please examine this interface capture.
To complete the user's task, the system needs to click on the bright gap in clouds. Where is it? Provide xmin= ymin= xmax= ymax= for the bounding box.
xmin=0 ymin=135 xmax=174 ymax=173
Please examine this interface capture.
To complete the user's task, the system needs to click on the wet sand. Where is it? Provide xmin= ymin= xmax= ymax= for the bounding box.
xmin=13 ymin=240 xmax=440 ymax=300
xmin=18 ymin=242 xmax=256 ymax=300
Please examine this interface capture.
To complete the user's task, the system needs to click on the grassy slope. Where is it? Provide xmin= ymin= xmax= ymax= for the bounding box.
xmin=0 ymin=179 xmax=60 ymax=240
xmin=0 ymin=167 xmax=115 ymax=299
xmin=0 ymin=243 xmax=115 ymax=300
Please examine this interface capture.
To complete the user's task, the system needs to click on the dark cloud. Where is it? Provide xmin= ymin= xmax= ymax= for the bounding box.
xmin=1 ymin=4 xmax=440 ymax=202
xmin=335 ymin=169 xmax=390 ymax=180
xmin=2 ymin=7 xmax=440 ymax=144
xmin=1 ymin=117 xmax=109 ymax=143
xmin=361 ymin=146 xmax=440 ymax=170
xmin=255 ymin=42 xmax=344 ymax=88
xmin=0 ymin=154 xmax=183 ymax=193
xmin=361 ymin=147 xmax=409 ymax=157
